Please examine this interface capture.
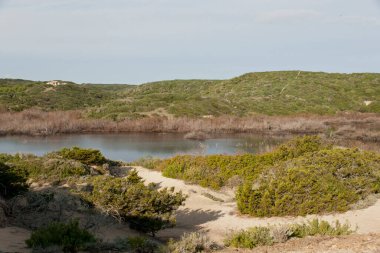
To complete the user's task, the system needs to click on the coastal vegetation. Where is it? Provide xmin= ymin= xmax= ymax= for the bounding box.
xmin=26 ymin=220 xmax=96 ymax=253
xmin=1 ymin=109 xmax=379 ymax=144
xmin=154 ymin=136 xmax=380 ymax=216
xmin=1 ymin=72 xmax=379 ymax=118
xmin=79 ymin=171 xmax=186 ymax=237
xmin=0 ymin=162 xmax=28 ymax=198
xmin=225 ymin=219 xmax=353 ymax=249
xmin=0 ymin=139 xmax=379 ymax=252
xmin=0 ymin=147 xmax=186 ymax=251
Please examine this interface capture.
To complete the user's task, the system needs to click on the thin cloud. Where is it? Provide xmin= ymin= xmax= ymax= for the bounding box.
xmin=256 ymin=9 xmax=321 ymax=23
xmin=328 ymin=15 xmax=380 ymax=26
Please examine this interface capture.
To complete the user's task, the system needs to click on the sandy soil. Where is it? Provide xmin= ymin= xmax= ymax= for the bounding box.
xmin=0 ymin=227 xmax=30 ymax=253
xmin=219 ymin=233 xmax=380 ymax=253
xmin=2 ymin=166 xmax=380 ymax=252
xmin=132 ymin=166 xmax=380 ymax=243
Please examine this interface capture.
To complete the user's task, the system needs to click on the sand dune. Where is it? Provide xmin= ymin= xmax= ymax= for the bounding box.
xmin=132 ymin=166 xmax=380 ymax=243
xmin=2 ymin=166 xmax=380 ymax=252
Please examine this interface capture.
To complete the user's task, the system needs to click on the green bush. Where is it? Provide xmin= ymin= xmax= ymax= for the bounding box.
xmin=88 ymin=236 xmax=160 ymax=253
xmin=126 ymin=236 xmax=160 ymax=253
xmin=291 ymin=219 xmax=353 ymax=237
xmin=168 ymin=232 xmax=216 ymax=253
xmin=25 ymin=220 xmax=96 ymax=253
xmin=57 ymin=147 xmax=106 ymax=165
xmin=225 ymin=227 xmax=273 ymax=249
xmin=0 ymin=162 xmax=27 ymax=198
xmin=3 ymin=153 xmax=90 ymax=183
xmin=79 ymin=170 xmax=186 ymax=236
xmin=2 ymin=72 xmax=380 ymax=117
xmin=225 ymin=219 xmax=353 ymax=249
xmin=159 ymin=136 xmax=329 ymax=190
xmin=236 ymin=148 xmax=380 ymax=216
xmin=131 ymin=156 xmax=163 ymax=170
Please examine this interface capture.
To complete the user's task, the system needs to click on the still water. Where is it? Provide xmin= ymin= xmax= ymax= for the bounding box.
xmin=0 ymin=133 xmax=288 ymax=162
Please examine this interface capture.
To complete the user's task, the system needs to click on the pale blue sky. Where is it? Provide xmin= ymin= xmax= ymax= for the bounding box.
xmin=0 ymin=0 xmax=379 ymax=84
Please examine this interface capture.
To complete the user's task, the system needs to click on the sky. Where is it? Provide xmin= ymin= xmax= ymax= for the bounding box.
xmin=0 ymin=0 xmax=379 ymax=84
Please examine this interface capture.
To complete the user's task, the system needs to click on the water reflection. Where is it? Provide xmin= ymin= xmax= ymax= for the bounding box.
xmin=0 ymin=133 xmax=288 ymax=161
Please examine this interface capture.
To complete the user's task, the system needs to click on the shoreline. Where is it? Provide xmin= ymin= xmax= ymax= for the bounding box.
xmin=0 ymin=110 xmax=379 ymax=142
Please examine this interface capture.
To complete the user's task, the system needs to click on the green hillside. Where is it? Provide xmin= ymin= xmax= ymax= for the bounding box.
xmin=1 ymin=71 xmax=379 ymax=118
xmin=0 ymin=79 xmax=129 ymax=111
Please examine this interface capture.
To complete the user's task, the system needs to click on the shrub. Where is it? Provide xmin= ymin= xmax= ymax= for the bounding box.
xmin=0 ymin=162 xmax=27 ymax=198
xmin=3 ymin=154 xmax=90 ymax=183
xmin=57 ymin=147 xmax=106 ymax=165
xmin=159 ymin=136 xmax=330 ymax=190
xmin=98 ymin=236 xmax=160 ymax=253
xmin=225 ymin=227 xmax=273 ymax=249
xmin=291 ymin=219 xmax=353 ymax=237
xmin=25 ymin=220 xmax=96 ymax=253
xmin=79 ymin=170 xmax=186 ymax=236
xmin=225 ymin=219 xmax=353 ymax=249
xmin=131 ymin=156 xmax=163 ymax=170
xmin=236 ymin=148 xmax=380 ymax=216
xmin=168 ymin=232 xmax=217 ymax=253
xmin=126 ymin=236 xmax=160 ymax=253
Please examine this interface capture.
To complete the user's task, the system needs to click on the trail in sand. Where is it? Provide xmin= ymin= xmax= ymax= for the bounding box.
xmin=132 ymin=166 xmax=380 ymax=243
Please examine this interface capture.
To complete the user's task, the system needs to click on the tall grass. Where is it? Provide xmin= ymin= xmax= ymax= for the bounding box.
xmin=0 ymin=110 xmax=378 ymax=142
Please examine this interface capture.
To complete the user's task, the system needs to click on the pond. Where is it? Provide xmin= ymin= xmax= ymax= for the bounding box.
xmin=0 ymin=133 xmax=288 ymax=161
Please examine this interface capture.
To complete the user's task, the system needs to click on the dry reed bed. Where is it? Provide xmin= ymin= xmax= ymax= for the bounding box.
xmin=0 ymin=110 xmax=379 ymax=141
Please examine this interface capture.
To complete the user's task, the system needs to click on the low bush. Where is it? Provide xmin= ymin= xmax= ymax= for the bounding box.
xmin=225 ymin=219 xmax=353 ymax=249
xmin=0 ymin=162 xmax=27 ymax=198
xmin=131 ymin=156 xmax=163 ymax=170
xmin=3 ymin=154 xmax=90 ymax=183
xmin=224 ymin=227 xmax=273 ymax=249
xmin=57 ymin=147 xmax=106 ymax=165
xmin=25 ymin=220 xmax=96 ymax=253
xmin=168 ymin=232 xmax=217 ymax=253
xmin=159 ymin=136 xmax=329 ymax=190
xmin=237 ymin=148 xmax=380 ymax=216
xmin=79 ymin=170 xmax=186 ymax=236
xmin=291 ymin=219 xmax=353 ymax=237
xmin=125 ymin=236 xmax=160 ymax=253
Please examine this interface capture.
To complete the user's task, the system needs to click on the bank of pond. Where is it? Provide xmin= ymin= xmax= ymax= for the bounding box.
xmin=0 ymin=135 xmax=379 ymax=252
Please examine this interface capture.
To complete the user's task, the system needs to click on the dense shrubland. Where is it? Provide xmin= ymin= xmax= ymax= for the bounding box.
xmin=157 ymin=136 xmax=380 ymax=216
xmin=0 ymin=162 xmax=28 ymax=198
xmin=225 ymin=219 xmax=353 ymax=249
xmin=1 ymin=72 xmax=380 ymax=118
xmin=0 ymin=147 xmax=186 ymax=241
xmin=26 ymin=220 xmax=96 ymax=253
xmin=0 ymin=153 xmax=90 ymax=183
xmin=159 ymin=136 xmax=329 ymax=190
xmin=57 ymin=146 xmax=106 ymax=165
xmin=237 ymin=147 xmax=380 ymax=216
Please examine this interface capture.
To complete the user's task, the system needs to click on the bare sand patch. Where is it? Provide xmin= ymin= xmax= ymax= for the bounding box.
xmin=0 ymin=227 xmax=30 ymax=253
xmin=132 ymin=166 xmax=380 ymax=243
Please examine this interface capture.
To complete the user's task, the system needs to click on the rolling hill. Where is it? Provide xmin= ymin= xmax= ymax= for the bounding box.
xmin=1 ymin=71 xmax=379 ymax=119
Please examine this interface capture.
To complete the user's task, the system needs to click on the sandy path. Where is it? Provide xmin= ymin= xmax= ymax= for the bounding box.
xmin=132 ymin=166 xmax=380 ymax=243
xmin=0 ymin=227 xmax=30 ymax=253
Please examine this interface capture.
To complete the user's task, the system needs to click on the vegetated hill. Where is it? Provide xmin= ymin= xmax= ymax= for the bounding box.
xmin=0 ymin=79 xmax=131 ymax=111
xmin=1 ymin=71 xmax=379 ymax=118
